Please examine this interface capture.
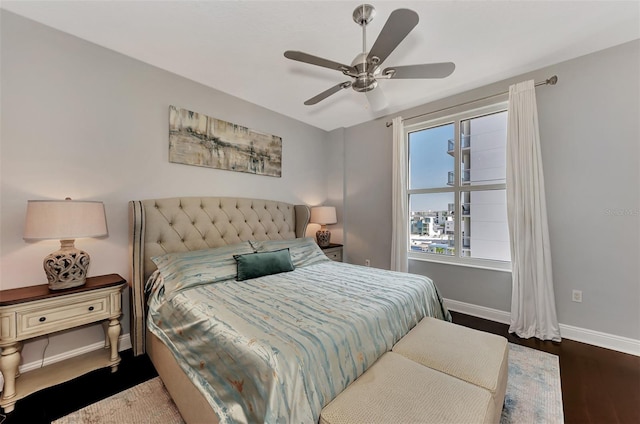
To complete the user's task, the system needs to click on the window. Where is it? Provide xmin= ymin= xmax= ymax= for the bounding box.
xmin=406 ymin=103 xmax=511 ymax=270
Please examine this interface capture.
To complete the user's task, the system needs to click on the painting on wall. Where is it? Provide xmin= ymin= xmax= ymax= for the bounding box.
xmin=169 ymin=105 xmax=282 ymax=177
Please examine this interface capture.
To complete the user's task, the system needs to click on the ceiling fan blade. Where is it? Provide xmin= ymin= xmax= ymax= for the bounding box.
xmin=304 ymin=81 xmax=352 ymax=105
xmin=383 ymin=62 xmax=456 ymax=79
xmin=366 ymin=88 xmax=388 ymax=112
xmin=367 ymin=9 xmax=419 ymax=66
xmin=285 ymin=51 xmax=356 ymax=74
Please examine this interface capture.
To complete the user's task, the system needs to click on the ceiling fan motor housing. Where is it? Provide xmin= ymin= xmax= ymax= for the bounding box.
xmin=351 ymin=52 xmax=378 ymax=92
xmin=352 ymin=76 xmax=378 ymax=92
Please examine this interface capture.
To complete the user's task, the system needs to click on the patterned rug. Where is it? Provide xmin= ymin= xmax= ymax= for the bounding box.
xmin=53 ymin=377 xmax=184 ymax=424
xmin=501 ymin=343 xmax=563 ymax=423
xmin=54 ymin=343 xmax=562 ymax=424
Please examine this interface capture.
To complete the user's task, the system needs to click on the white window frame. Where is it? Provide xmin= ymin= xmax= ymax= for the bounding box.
xmin=405 ymin=101 xmax=512 ymax=272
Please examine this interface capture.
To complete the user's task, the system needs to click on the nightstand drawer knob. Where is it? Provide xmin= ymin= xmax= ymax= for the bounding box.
xmin=39 ymin=317 xmax=46 ymax=322
xmin=88 ymin=306 xmax=95 ymax=311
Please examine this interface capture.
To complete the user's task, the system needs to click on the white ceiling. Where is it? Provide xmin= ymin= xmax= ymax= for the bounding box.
xmin=2 ymin=1 xmax=639 ymax=131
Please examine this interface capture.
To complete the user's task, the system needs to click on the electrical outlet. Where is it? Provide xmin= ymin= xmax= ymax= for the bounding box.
xmin=572 ymin=290 xmax=582 ymax=303
xmin=365 ymin=259 xmax=370 ymax=267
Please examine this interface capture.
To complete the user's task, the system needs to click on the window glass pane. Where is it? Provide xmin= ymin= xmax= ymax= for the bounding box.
xmin=409 ymin=123 xmax=454 ymax=189
xmin=409 ymin=193 xmax=455 ymax=256
xmin=460 ymin=189 xmax=511 ymax=261
xmin=460 ymin=111 xmax=507 ymax=186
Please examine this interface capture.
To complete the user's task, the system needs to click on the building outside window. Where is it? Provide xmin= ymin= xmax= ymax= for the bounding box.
xmin=406 ymin=103 xmax=511 ymax=270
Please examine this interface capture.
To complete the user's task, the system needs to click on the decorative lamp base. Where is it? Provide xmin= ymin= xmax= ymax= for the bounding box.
xmin=44 ymin=239 xmax=90 ymax=290
xmin=316 ymin=229 xmax=331 ymax=247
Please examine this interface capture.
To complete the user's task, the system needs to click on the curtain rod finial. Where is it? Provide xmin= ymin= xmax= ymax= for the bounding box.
xmin=547 ymin=75 xmax=558 ymax=85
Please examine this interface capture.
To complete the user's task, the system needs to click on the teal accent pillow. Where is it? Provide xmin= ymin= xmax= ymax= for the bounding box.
xmin=234 ymin=248 xmax=295 ymax=281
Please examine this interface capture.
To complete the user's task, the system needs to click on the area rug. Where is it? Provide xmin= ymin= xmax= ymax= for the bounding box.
xmin=501 ymin=343 xmax=563 ymax=423
xmin=54 ymin=343 xmax=562 ymax=424
xmin=53 ymin=377 xmax=184 ymax=424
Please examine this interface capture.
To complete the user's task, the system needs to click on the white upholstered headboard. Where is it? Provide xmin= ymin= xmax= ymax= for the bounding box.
xmin=128 ymin=196 xmax=310 ymax=355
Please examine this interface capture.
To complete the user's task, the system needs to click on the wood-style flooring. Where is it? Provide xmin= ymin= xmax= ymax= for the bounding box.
xmin=1 ymin=312 xmax=638 ymax=423
xmin=450 ymin=311 xmax=640 ymax=423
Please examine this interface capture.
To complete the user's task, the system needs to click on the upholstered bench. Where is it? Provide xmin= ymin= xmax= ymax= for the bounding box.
xmin=392 ymin=317 xmax=509 ymax=423
xmin=320 ymin=352 xmax=495 ymax=424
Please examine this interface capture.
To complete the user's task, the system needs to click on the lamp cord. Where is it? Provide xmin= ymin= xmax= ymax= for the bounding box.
xmin=41 ymin=335 xmax=50 ymax=368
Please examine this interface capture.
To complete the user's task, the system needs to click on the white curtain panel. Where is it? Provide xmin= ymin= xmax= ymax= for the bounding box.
xmin=391 ymin=116 xmax=409 ymax=272
xmin=506 ymin=80 xmax=561 ymax=342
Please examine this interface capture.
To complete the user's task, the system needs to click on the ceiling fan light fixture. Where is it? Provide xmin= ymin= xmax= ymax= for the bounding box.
xmin=366 ymin=88 xmax=389 ymax=111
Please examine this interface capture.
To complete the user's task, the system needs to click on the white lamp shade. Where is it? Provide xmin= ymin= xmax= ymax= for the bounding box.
xmin=310 ymin=206 xmax=337 ymax=225
xmin=24 ymin=199 xmax=108 ymax=240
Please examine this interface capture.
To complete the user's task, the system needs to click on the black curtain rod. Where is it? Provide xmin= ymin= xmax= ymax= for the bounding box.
xmin=385 ymin=75 xmax=558 ymax=127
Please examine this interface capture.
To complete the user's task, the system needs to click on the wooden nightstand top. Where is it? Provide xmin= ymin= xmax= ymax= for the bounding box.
xmin=320 ymin=243 xmax=343 ymax=249
xmin=0 ymin=274 xmax=126 ymax=306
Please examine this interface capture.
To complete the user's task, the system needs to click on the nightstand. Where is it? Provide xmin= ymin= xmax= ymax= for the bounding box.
xmin=0 ymin=274 xmax=126 ymax=413
xmin=321 ymin=243 xmax=343 ymax=262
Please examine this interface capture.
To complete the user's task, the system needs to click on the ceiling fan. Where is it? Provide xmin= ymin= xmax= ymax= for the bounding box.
xmin=284 ymin=4 xmax=455 ymax=107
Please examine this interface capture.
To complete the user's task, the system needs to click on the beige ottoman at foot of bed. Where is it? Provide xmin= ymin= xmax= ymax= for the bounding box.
xmin=320 ymin=352 xmax=495 ymax=424
xmin=392 ymin=317 xmax=508 ymax=423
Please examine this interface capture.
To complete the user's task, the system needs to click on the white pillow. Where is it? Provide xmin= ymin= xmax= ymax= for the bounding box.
xmin=249 ymin=237 xmax=329 ymax=268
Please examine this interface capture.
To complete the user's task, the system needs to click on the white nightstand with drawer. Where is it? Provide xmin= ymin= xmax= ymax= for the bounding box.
xmin=321 ymin=243 xmax=343 ymax=262
xmin=0 ymin=274 xmax=126 ymax=413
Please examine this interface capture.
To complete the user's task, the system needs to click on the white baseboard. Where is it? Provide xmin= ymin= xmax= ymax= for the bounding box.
xmin=444 ymin=298 xmax=640 ymax=357
xmin=445 ymin=299 xmax=511 ymax=325
xmin=19 ymin=333 xmax=132 ymax=374
xmin=558 ymin=323 xmax=640 ymax=357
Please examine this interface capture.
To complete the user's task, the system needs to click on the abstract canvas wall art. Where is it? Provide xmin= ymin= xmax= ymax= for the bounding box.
xmin=169 ymin=106 xmax=282 ymax=177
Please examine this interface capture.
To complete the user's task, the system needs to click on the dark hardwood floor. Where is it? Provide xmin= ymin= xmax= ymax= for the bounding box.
xmin=451 ymin=311 xmax=640 ymax=424
xmin=1 ymin=349 xmax=158 ymax=424
xmin=1 ymin=312 xmax=638 ymax=423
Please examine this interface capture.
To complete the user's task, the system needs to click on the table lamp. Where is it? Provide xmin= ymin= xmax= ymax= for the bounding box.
xmin=23 ymin=198 xmax=108 ymax=290
xmin=310 ymin=206 xmax=337 ymax=247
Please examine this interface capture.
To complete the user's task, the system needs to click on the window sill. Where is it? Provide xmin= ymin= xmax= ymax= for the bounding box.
xmin=408 ymin=253 xmax=512 ymax=273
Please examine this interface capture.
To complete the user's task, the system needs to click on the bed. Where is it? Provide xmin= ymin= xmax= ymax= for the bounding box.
xmin=129 ymin=196 xmax=450 ymax=424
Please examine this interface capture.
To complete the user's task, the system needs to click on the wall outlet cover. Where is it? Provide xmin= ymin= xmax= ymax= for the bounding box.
xmin=572 ymin=290 xmax=583 ymax=303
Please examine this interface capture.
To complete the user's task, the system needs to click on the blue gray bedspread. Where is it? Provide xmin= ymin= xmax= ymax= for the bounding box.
xmin=147 ymin=243 xmax=450 ymax=424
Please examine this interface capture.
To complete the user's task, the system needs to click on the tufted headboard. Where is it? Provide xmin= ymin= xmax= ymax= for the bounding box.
xmin=128 ymin=197 xmax=310 ymax=355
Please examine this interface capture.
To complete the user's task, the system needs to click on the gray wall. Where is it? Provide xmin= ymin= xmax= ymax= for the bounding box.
xmin=342 ymin=40 xmax=640 ymax=340
xmin=326 ymin=128 xmax=346 ymax=246
xmin=0 ymin=11 xmax=329 ymax=364
xmin=344 ymin=119 xmax=394 ymax=267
